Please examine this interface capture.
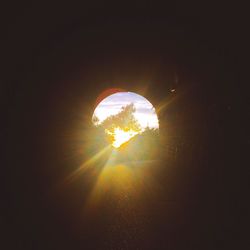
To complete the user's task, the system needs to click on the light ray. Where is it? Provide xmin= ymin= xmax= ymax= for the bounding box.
xmin=83 ymin=158 xmax=161 ymax=215
xmin=155 ymin=93 xmax=179 ymax=114
xmin=65 ymin=145 xmax=111 ymax=184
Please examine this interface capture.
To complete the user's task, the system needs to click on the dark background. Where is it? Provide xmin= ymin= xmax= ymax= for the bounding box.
xmin=2 ymin=2 xmax=248 ymax=249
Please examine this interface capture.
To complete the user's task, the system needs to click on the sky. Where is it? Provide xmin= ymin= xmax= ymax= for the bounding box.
xmin=93 ymin=92 xmax=159 ymax=129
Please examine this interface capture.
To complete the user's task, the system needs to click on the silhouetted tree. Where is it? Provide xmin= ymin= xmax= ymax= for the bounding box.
xmin=100 ymin=103 xmax=141 ymax=132
xmin=89 ymin=103 xmax=160 ymax=161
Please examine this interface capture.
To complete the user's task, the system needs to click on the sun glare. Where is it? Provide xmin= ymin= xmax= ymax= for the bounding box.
xmin=105 ymin=127 xmax=138 ymax=148
xmin=66 ymin=91 xmax=160 ymax=197
xmin=92 ymin=91 xmax=159 ymax=150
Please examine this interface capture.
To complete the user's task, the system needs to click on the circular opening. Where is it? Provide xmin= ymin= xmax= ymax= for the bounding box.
xmin=92 ymin=91 xmax=159 ymax=149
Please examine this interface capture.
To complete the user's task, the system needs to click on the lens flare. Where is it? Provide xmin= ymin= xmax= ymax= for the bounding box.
xmin=105 ymin=127 xmax=138 ymax=148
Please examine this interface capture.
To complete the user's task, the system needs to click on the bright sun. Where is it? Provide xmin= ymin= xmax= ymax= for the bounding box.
xmin=105 ymin=127 xmax=138 ymax=148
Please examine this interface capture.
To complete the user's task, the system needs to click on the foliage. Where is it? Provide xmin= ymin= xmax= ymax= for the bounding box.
xmin=90 ymin=103 xmax=159 ymax=161
xmin=100 ymin=103 xmax=141 ymax=133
